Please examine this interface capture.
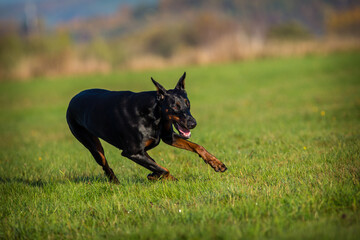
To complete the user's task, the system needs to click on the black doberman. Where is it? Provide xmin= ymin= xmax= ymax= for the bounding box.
xmin=66 ymin=72 xmax=227 ymax=183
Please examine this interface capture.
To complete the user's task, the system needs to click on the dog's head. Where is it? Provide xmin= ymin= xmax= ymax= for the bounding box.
xmin=151 ymin=72 xmax=197 ymax=139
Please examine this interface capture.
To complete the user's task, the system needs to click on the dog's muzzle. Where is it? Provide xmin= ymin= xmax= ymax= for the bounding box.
xmin=174 ymin=117 xmax=196 ymax=139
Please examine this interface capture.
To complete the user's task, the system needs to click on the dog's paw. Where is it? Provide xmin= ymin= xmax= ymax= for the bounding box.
xmin=147 ymin=172 xmax=161 ymax=181
xmin=218 ymin=163 xmax=227 ymax=172
xmin=109 ymin=175 xmax=120 ymax=184
xmin=207 ymin=156 xmax=227 ymax=172
xmin=147 ymin=172 xmax=178 ymax=181
xmin=163 ymin=173 xmax=178 ymax=181
xmin=212 ymin=162 xmax=227 ymax=172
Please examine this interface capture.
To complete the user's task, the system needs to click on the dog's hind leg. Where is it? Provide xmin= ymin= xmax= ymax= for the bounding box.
xmin=122 ymin=151 xmax=177 ymax=181
xmin=67 ymin=118 xmax=120 ymax=184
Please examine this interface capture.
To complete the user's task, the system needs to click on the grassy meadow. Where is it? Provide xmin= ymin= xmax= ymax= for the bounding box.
xmin=0 ymin=52 xmax=360 ymax=239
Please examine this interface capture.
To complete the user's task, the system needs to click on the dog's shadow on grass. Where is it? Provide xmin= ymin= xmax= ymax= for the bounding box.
xmin=0 ymin=175 xmax=110 ymax=187
xmin=69 ymin=173 xmax=152 ymax=185
xmin=0 ymin=174 xmax=209 ymax=188
xmin=69 ymin=174 xmax=110 ymax=184
xmin=0 ymin=177 xmax=47 ymax=187
xmin=0 ymin=174 xmax=150 ymax=187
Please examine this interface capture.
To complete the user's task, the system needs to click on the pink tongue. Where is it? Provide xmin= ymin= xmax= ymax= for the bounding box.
xmin=178 ymin=124 xmax=191 ymax=137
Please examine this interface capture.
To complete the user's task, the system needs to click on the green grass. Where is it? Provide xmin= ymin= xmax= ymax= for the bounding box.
xmin=1 ymin=52 xmax=360 ymax=239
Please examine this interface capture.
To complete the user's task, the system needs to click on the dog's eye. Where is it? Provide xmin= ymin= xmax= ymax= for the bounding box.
xmin=173 ymin=102 xmax=181 ymax=111
xmin=174 ymin=103 xmax=180 ymax=110
xmin=185 ymin=99 xmax=190 ymax=107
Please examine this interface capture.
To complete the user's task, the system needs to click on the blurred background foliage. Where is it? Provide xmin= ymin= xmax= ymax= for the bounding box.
xmin=0 ymin=0 xmax=359 ymax=80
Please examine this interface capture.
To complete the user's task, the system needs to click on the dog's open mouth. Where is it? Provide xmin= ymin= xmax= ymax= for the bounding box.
xmin=174 ymin=123 xmax=191 ymax=139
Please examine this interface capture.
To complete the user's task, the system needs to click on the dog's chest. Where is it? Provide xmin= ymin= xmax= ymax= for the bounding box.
xmin=142 ymin=128 xmax=161 ymax=150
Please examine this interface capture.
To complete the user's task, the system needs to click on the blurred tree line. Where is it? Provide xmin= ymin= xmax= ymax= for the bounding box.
xmin=0 ymin=0 xmax=359 ymax=80
xmin=0 ymin=32 xmax=72 ymax=79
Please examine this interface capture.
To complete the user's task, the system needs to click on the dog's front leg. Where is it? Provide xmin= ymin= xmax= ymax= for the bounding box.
xmin=121 ymin=151 xmax=177 ymax=181
xmin=166 ymin=135 xmax=227 ymax=172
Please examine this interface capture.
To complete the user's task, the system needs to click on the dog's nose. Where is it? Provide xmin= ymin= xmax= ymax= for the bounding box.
xmin=187 ymin=119 xmax=197 ymax=129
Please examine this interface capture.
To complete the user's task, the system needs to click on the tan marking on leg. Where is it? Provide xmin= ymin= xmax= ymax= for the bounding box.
xmin=144 ymin=152 xmax=177 ymax=181
xmin=145 ymin=139 xmax=154 ymax=148
xmin=94 ymin=139 xmax=107 ymax=166
xmin=170 ymin=136 xmax=227 ymax=172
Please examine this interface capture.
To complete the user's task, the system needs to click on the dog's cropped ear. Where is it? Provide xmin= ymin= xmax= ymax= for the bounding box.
xmin=175 ymin=72 xmax=186 ymax=90
xmin=151 ymin=77 xmax=167 ymax=100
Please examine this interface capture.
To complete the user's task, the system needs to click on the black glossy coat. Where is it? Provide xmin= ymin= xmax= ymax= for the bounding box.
xmin=66 ymin=73 xmax=226 ymax=183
